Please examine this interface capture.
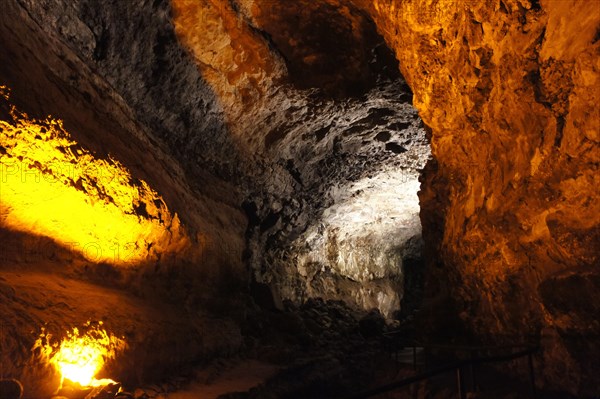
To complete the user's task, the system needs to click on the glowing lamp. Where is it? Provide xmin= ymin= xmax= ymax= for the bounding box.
xmin=34 ymin=322 xmax=126 ymax=390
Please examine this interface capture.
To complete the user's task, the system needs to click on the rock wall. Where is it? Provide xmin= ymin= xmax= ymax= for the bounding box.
xmin=1 ymin=0 xmax=247 ymax=293
xmin=251 ymin=81 xmax=429 ymax=318
xmin=170 ymin=0 xmax=431 ymax=317
xmin=1 ymin=1 xmax=247 ymax=392
xmin=2 ymin=0 xmax=430 ymax=321
xmin=351 ymin=0 xmax=600 ymax=394
xmin=0 ymin=271 xmax=243 ymax=398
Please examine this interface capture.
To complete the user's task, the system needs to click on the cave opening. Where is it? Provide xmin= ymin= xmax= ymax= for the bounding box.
xmin=212 ymin=0 xmax=434 ymax=323
xmin=1 ymin=0 xmax=599 ymax=398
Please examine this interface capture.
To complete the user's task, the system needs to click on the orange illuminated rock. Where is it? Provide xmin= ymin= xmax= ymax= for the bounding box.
xmin=171 ymin=0 xmax=285 ymax=128
xmin=34 ymin=321 xmax=126 ymax=388
xmin=350 ymin=0 xmax=600 ymax=393
xmin=0 ymin=87 xmax=191 ymax=266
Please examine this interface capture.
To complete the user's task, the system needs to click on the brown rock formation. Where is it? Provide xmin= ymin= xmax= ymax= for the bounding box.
xmin=351 ymin=0 xmax=600 ymax=394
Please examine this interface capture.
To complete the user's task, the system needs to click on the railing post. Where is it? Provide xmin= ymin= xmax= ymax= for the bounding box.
xmin=469 ymin=349 xmax=476 ymax=392
xmin=413 ymin=345 xmax=417 ymax=370
xmin=528 ymin=352 xmax=537 ymax=399
xmin=457 ymin=367 xmax=467 ymax=399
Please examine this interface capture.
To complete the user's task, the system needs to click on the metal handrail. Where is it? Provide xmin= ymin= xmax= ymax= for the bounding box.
xmin=345 ymin=343 xmax=539 ymax=399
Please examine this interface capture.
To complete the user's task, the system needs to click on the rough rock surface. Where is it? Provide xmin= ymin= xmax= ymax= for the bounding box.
xmin=170 ymin=0 xmax=430 ymax=317
xmin=5 ymin=0 xmax=430 ymax=319
xmin=1 ymin=0 xmax=246 ymax=393
xmin=0 ymin=270 xmax=243 ymax=398
xmin=350 ymin=0 xmax=600 ymax=395
xmin=0 ymin=0 xmax=247 ymax=283
xmin=1 ymin=0 xmax=598 ymax=397
xmin=242 ymin=80 xmax=429 ymax=318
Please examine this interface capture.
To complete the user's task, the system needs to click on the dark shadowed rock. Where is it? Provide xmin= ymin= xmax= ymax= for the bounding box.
xmin=0 ymin=379 xmax=23 ymax=399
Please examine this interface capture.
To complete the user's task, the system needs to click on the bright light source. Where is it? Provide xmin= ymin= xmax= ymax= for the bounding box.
xmin=33 ymin=322 xmax=126 ymax=389
xmin=0 ymin=86 xmax=190 ymax=265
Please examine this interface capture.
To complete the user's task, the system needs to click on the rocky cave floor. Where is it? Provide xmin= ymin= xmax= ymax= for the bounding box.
xmin=81 ymin=299 xmax=403 ymax=399
xmin=53 ymin=299 xmax=566 ymax=399
xmin=1 ymin=243 xmax=587 ymax=399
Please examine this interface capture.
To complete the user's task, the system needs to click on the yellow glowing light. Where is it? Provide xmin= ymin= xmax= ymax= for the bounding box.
xmin=0 ymin=86 xmax=190 ymax=265
xmin=34 ymin=322 xmax=126 ymax=388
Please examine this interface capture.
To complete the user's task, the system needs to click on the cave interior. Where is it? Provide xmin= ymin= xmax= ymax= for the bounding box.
xmin=0 ymin=0 xmax=599 ymax=398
